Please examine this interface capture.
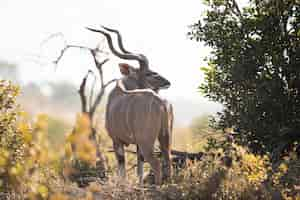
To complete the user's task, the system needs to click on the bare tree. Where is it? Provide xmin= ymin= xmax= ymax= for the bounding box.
xmin=46 ymin=33 xmax=117 ymax=181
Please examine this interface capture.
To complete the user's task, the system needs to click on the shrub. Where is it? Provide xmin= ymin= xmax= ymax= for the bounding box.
xmin=272 ymin=143 xmax=300 ymax=199
xmin=169 ymin=138 xmax=272 ymax=200
xmin=0 ymin=80 xmax=60 ymax=199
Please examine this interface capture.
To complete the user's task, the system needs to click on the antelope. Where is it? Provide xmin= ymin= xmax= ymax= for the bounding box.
xmin=86 ymin=26 xmax=173 ymax=185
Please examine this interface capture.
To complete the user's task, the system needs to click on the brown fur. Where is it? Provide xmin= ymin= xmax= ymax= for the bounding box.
xmin=105 ymin=80 xmax=172 ymax=185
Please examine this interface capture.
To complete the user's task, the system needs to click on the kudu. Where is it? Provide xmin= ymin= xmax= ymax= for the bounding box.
xmin=87 ymin=26 xmax=173 ymax=185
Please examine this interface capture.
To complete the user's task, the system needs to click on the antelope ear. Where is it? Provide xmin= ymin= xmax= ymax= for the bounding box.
xmin=119 ymin=63 xmax=130 ymax=75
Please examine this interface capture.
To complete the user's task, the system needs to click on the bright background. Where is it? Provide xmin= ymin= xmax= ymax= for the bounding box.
xmin=0 ymin=0 xmax=249 ymax=125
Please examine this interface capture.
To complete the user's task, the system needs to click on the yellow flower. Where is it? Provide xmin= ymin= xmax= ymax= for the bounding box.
xmin=18 ymin=111 xmax=29 ymax=119
xmin=278 ymin=163 xmax=288 ymax=174
xmin=76 ymin=139 xmax=97 ymax=165
xmin=9 ymin=163 xmax=23 ymax=176
xmin=18 ymin=122 xmax=33 ymax=143
xmin=75 ymin=114 xmax=91 ymax=134
xmin=35 ymin=114 xmax=49 ymax=130
xmin=0 ymin=149 xmax=9 ymax=167
xmin=64 ymin=142 xmax=73 ymax=158
xmin=0 ymin=156 xmax=7 ymax=167
xmin=37 ymin=185 xmax=49 ymax=199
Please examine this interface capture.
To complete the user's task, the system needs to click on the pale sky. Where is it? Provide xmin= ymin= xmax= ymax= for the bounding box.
xmin=0 ymin=0 xmax=210 ymax=100
xmin=0 ymin=0 xmax=247 ymax=124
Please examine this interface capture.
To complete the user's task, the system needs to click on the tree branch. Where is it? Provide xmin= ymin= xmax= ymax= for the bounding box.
xmin=103 ymin=79 xmax=117 ymax=89
xmin=79 ymin=70 xmax=93 ymax=113
xmin=40 ymin=32 xmax=66 ymax=49
xmin=89 ymin=78 xmax=116 ymax=118
xmin=231 ymin=0 xmax=242 ymax=19
xmin=53 ymin=45 xmax=94 ymax=65
xmin=47 ymin=32 xmax=115 ymax=122
xmin=88 ymin=57 xmax=110 ymax=118
xmin=88 ymin=72 xmax=97 ymax=112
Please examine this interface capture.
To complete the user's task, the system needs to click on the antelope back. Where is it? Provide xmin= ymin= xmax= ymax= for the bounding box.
xmin=106 ymin=84 xmax=167 ymax=145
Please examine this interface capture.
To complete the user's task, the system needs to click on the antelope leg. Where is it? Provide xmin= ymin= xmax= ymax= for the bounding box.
xmin=140 ymin=146 xmax=161 ymax=185
xmin=113 ymin=142 xmax=126 ymax=178
xmin=137 ymin=145 xmax=144 ymax=184
xmin=159 ymin=133 xmax=172 ymax=181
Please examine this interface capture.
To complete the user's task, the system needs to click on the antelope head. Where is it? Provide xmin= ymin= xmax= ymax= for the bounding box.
xmin=86 ymin=26 xmax=171 ymax=92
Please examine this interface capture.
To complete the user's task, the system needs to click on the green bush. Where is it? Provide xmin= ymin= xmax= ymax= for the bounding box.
xmin=190 ymin=0 xmax=300 ymax=154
